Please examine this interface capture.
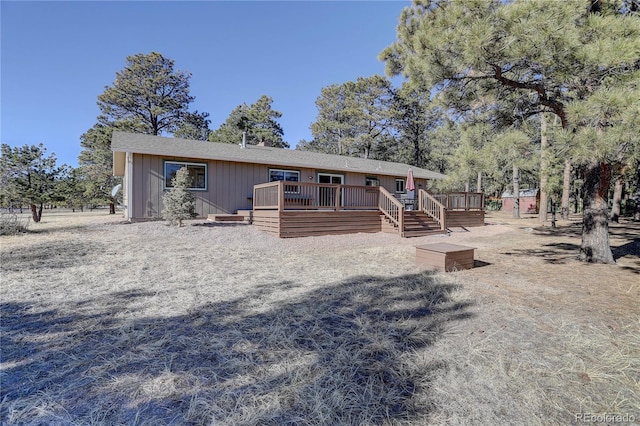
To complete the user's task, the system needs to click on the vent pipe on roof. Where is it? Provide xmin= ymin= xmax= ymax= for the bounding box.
xmin=241 ymin=131 xmax=247 ymax=149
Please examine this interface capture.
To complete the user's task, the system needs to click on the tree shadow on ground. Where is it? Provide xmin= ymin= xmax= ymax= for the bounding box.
xmin=1 ymin=273 xmax=473 ymax=425
xmin=503 ymin=242 xmax=581 ymax=264
xmin=506 ymin=218 xmax=640 ymax=266
xmin=530 ymin=218 xmax=640 ymax=241
xmin=0 ymin=240 xmax=103 ymax=272
xmin=612 ymin=240 xmax=640 ymax=273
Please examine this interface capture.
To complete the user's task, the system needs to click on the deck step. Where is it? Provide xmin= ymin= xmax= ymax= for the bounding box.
xmin=207 ymin=214 xmax=247 ymax=222
xmin=403 ymin=229 xmax=447 ymax=238
xmin=380 ymin=211 xmax=445 ymax=238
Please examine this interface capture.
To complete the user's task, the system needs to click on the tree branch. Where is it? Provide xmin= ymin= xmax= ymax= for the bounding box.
xmin=489 ymin=64 xmax=568 ymax=128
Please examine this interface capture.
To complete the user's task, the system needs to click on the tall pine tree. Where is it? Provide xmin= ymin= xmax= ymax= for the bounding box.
xmin=380 ymin=0 xmax=640 ymax=263
xmin=97 ymin=52 xmax=194 ymax=135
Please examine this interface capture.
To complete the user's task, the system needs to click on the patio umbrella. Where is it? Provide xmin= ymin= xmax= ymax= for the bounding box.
xmin=406 ymin=168 xmax=415 ymax=192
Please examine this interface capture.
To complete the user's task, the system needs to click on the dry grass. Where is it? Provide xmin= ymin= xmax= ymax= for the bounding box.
xmin=1 ymin=210 xmax=638 ymax=425
xmin=0 ymin=212 xmax=30 ymax=236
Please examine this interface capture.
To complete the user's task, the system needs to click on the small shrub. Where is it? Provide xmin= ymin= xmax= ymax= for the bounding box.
xmin=0 ymin=211 xmax=30 ymax=235
xmin=485 ymin=199 xmax=502 ymax=211
xmin=161 ymin=167 xmax=196 ymax=227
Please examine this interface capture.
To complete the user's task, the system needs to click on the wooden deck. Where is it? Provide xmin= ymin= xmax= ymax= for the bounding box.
xmin=253 ymin=210 xmax=382 ymax=238
xmin=251 ymin=181 xmax=485 ymax=238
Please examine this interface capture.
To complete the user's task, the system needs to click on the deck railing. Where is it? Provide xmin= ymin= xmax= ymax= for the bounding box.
xmin=417 ymin=189 xmax=447 ymax=231
xmin=253 ymin=181 xmax=282 ymax=210
xmin=379 ymin=186 xmax=404 ymax=233
xmin=253 ymin=181 xmax=380 ymax=211
xmin=434 ymin=192 xmax=485 ymax=211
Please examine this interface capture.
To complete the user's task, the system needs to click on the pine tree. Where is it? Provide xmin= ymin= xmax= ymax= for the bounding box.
xmin=97 ymin=52 xmax=194 ymax=135
xmin=209 ymin=95 xmax=288 ymax=148
xmin=161 ymin=166 xmax=196 ymax=226
xmin=0 ymin=144 xmax=63 ymax=222
xmin=307 ymin=76 xmax=395 ymax=159
xmin=380 ymin=0 xmax=640 ymax=263
xmin=78 ymin=122 xmax=122 ymax=214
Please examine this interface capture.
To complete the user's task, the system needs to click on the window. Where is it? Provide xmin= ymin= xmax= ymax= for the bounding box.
xmin=269 ymin=169 xmax=300 ymax=193
xmin=365 ymin=177 xmax=380 ymax=187
xmin=395 ymin=178 xmax=405 ymax=194
xmin=164 ymin=161 xmax=207 ymax=190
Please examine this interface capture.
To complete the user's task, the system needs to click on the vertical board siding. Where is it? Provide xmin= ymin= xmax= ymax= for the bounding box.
xmin=133 ymin=154 xmax=144 ymax=218
xmin=378 ymin=176 xmax=397 ymax=195
xmin=128 ymin=154 xmax=432 ymax=220
xmin=149 ymin=156 xmax=161 ymax=217
xmin=132 ymin=155 xmax=273 ymax=219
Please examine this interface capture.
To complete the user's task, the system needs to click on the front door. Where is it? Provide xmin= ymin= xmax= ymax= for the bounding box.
xmin=317 ymin=173 xmax=344 ymax=207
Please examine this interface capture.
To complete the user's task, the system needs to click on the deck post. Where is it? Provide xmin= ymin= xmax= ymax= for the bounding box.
xmin=441 ymin=205 xmax=447 ymax=231
xmin=253 ymin=185 xmax=257 ymax=211
xmin=278 ymin=180 xmax=285 ymax=212
xmin=335 ymin=185 xmax=342 ymax=211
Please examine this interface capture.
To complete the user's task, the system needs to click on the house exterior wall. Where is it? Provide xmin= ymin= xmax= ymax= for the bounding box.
xmin=128 ymin=153 xmax=428 ymax=219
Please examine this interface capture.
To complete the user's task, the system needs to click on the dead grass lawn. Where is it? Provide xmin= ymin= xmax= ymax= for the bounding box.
xmin=1 ymin=210 xmax=638 ymax=425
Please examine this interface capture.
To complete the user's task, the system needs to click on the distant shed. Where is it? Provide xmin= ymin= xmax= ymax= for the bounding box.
xmin=501 ymin=189 xmax=540 ymax=214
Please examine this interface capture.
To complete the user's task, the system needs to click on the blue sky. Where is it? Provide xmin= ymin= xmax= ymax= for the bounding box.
xmin=1 ymin=1 xmax=409 ymax=167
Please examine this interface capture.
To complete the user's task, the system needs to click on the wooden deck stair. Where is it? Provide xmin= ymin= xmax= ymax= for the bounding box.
xmin=381 ymin=210 xmax=446 ymax=238
xmin=207 ymin=213 xmax=250 ymax=222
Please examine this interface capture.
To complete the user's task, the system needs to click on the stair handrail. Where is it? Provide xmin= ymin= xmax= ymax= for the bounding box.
xmin=378 ymin=186 xmax=404 ymax=234
xmin=418 ymin=189 xmax=447 ymax=231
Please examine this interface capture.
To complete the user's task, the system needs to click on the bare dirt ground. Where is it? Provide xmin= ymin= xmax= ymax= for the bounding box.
xmin=1 ymin=210 xmax=638 ymax=425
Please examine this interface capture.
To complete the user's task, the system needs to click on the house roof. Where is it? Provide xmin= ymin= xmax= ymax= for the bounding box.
xmin=111 ymin=132 xmax=446 ymax=180
xmin=501 ymin=189 xmax=539 ymax=198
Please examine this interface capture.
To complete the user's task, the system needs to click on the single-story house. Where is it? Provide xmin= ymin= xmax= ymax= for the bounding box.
xmin=501 ymin=189 xmax=540 ymax=214
xmin=112 ymin=132 xmax=444 ymax=218
xmin=112 ymin=132 xmax=484 ymax=237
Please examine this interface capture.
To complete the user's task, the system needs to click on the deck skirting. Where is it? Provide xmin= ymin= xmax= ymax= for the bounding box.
xmin=251 ymin=208 xmax=485 ymax=238
xmin=252 ymin=210 xmax=382 ymax=238
xmin=446 ymin=210 xmax=485 ymax=227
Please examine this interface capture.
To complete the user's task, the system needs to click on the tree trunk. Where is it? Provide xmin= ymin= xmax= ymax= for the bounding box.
xmin=414 ymin=138 xmax=423 ymax=168
xmin=30 ymin=204 xmax=39 ymax=223
xmin=579 ymin=162 xmax=615 ymax=263
xmin=573 ymin=166 xmax=581 ymax=214
xmin=512 ymin=165 xmax=520 ymax=219
xmin=477 ymin=171 xmax=482 ymax=193
xmin=610 ymin=176 xmax=623 ymax=223
xmin=539 ymin=113 xmax=549 ymax=224
xmin=634 ymin=161 xmax=640 ymax=221
xmin=30 ymin=202 xmax=43 ymax=223
xmin=561 ymin=159 xmax=572 ymax=220
xmin=109 ymin=200 xmax=116 ymax=215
